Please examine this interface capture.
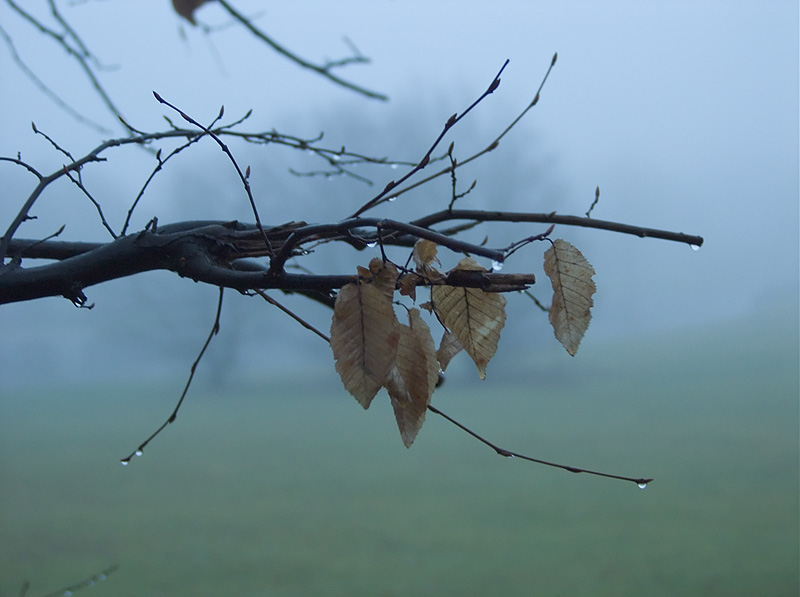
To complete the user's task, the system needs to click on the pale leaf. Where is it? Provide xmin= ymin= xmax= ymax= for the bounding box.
xmin=385 ymin=309 xmax=437 ymax=447
xmin=408 ymin=308 xmax=439 ymax=393
xmin=330 ymin=282 xmax=399 ymax=408
xmin=432 ymin=256 xmax=506 ymax=379
xmin=543 ymin=239 xmax=596 ymax=356
xmin=412 ymin=239 xmax=440 ymax=271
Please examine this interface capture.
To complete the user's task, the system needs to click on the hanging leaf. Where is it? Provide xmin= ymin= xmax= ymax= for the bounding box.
xmin=432 ymin=256 xmax=506 ymax=379
xmin=543 ymin=239 xmax=596 ymax=356
xmin=330 ymin=281 xmax=399 ymax=408
xmin=385 ymin=309 xmax=438 ymax=447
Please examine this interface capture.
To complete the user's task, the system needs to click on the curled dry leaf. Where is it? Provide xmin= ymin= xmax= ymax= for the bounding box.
xmin=543 ymin=239 xmax=596 ymax=356
xmin=367 ymin=258 xmax=399 ymax=301
xmin=412 ymin=239 xmax=440 ymax=271
xmin=385 ymin=309 xmax=438 ymax=447
xmin=398 ymin=272 xmax=424 ymax=301
xmin=330 ymin=280 xmax=399 ymax=408
xmin=432 ymin=256 xmax=506 ymax=379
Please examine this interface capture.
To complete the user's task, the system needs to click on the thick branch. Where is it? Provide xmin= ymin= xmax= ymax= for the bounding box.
xmin=0 ymin=221 xmax=535 ymax=305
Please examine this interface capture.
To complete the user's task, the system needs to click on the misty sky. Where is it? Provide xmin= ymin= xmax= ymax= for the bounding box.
xmin=0 ymin=1 xmax=797 ymax=386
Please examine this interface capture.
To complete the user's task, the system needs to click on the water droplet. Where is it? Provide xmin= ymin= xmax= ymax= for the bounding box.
xmin=637 ymin=482 xmax=648 ymax=490
xmin=491 ymin=260 xmax=503 ymax=272
xmin=331 ymin=154 xmax=341 ymax=162
xmin=98 ymin=575 xmax=106 ymax=581
xmin=135 ymin=450 xmax=143 ymax=457
xmin=387 ymin=196 xmax=397 ymax=202
xmin=120 ymin=460 xmax=129 ymax=466
xmin=366 ymin=241 xmax=377 ymax=248
xmin=390 ymin=163 xmax=399 ymax=170
xmin=690 ymin=244 xmax=701 ymax=252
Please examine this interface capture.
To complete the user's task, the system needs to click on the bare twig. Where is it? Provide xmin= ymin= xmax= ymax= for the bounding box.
xmin=120 ymin=287 xmax=224 ymax=464
xmin=352 ymin=60 xmax=510 ymax=217
xmin=35 ymin=564 xmax=119 ymax=597
xmin=152 ymin=93 xmax=274 ymax=256
xmin=0 ymin=24 xmax=111 ymax=134
xmin=256 ymin=290 xmax=330 ymax=342
xmin=371 ymin=53 xmax=559 ymax=206
xmin=5 ymin=0 xmax=127 ymax=131
xmin=586 ymin=185 xmax=600 ymax=217
xmin=426 ymin=405 xmax=652 ymax=488
xmin=216 ymin=0 xmax=387 ymax=101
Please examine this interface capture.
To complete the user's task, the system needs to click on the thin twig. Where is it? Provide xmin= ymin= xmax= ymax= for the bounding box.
xmin=373 ymin=53 xmax=559 ymax=206
xmin=586 ymin=186 xmax=600 ymax=217
xmin=151 ymin=94 xmax=274 ymax=257
xmin=6 ymin=0 xmax=127 ymax=131
xmin=352 ymin=60 xmax=509 ymax=217
xmin=120 ymin=287 xmax=224 ymax=464
xmin=256 ymin=290 xmax=331 ymax=342
xmin=36 ymin=564 xmax=119 ymax=597
xmin=216 ymin=0 xmax=387 ymax=101
xmin=426 ymin=405 xmax=652 ymax=487
xmin=0 ymin=24 xmax=111 ymax=134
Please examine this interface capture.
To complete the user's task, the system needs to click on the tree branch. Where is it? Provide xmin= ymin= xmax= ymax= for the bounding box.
xmin=412 ymin=210 xmax=705 ymax=247
xmin=216 ymin=0 xmax=387 ymax=101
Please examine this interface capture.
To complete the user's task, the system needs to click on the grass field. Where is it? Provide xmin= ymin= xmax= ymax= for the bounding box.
xmin=1 ymin=306 xmax=797 ymax=596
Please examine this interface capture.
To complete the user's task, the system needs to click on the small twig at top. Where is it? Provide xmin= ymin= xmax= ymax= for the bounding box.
xmin=151 ymin=93 xmax=274 ymax=257
xmin=216 ymin=0 xmax=387 ymax=101
xmin=372 ymin=53 xmax=558 ymax=207
xmin=351 ymin=60 xmax=510 ymax=217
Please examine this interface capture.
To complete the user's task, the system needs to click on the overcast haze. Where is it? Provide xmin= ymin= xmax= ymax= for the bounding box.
xmin=0 ymin=1 xmax=797 ymax=386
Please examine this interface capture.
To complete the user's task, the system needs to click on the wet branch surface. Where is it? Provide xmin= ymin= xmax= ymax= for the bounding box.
xmin=1 ymin=212 xmax=701 ymax=305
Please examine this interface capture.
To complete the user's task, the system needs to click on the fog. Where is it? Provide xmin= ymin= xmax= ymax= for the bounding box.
xmin=0 ymin=1 xmax=796 ymax=388
xmin=0 ymin=3 xmax=798 ymax=594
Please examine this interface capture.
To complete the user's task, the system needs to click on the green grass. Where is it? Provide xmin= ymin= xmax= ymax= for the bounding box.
xmin=1 ymin=309 xmax=797 ymax=596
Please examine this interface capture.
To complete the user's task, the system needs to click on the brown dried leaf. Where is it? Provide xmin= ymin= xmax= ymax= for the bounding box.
xmin=432 ymin=256 xmax=506 ymax=379
xmin=385 ymin=309 xmax=438 ymax=447
xmin=330 ymin=282 xmax=399 ymax=408
xmin=543 ymin=239 xmax=596 ymax=356
xmin=171 ymin=0 xmax=209 ymax=24
xmin=436 ymin=330 xmax=464 ymax=372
